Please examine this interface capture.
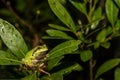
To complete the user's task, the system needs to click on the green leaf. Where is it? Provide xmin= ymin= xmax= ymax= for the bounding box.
xmin=70 ymin=0 xmax=87 ymax=14
xmin=94 ymin=0 xmax=99 ymax=4
xmin=42 ymin=36 xmax=69 ymax=39
xmin=46 ymin=29 xmax=74 ymax=39
xmin=114 ymin=20 xmax=120 ymax=37
xmin=99 ymin=78 xmax=104 ymax=80
xmin=48 ymin=0 xmax=77 ymax=32
xmin=41 ymin=73 xmax=63 ymax=80
xmin=0 ymin=38 xmax=2 ymax=49
xmin=115 ymin=67 xmax=120 ymax=80
xmin=80 ymin=50 xmax=93 ymax=62
xmin=100 ymin=42 xmax=111 ymax=49
xmin=106 ymin=26 xmax=112 ymax=36
xmin=41 ymin=76 xmax=51 ymax=80
xmin=95 ymin=58 xmax=120 ymax=79
xmin=56 ymin=62 xmax=83 ymax=75
xmin=46 ymin=56 xmax=64 ymax=70
xmin=96 ymin=29 xmax=106 ymax=42
xmin=106 ymin=0 xmax=119 ymax=26
xmin=51 ymin=73 xmax=63 ymax=80
xmin=115 ymin=0 xmax=120 ymax=8
xmin=58 ymin=0 xmax=67 ymax=4
xmin=0 ymin=18 xmax=28 ymax=59
xmin=94 ymin=41 xmax=100 ymax=49
xmin=48 ymin=24 xmax=70 ymax=31
xmin=47 ymin=40 xmax=81 ymax=60
xmin=91 ymin=7 xmax=102 ymax=29
xmin=76 ymin=31 xmax=89 ymax=43
xmin=0 ymin=50 xmax=22 ymax=65
xmin=115 ymin=20 xmax=120 ymax=31
xmin=87 ymin=41 xmax=100 ymax=49
xmin=21 ymin=73 xmax=37 ymax=80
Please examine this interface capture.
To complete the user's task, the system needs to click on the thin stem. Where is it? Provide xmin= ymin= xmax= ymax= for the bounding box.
xmin=89 ymin=0 xmax=92 ymax=12
xmin=92 ymin=0 xmax=97 ymax=12
xmin=2 ymin=0 xmax=43 ymax=47
xmin=88 ymin=0 xmax=93 ymax=23
xmin=105 ymin=26 xmax=115 ymax=41
xmin=2 ymin=0 xmax=35 ymax=34
xmin=89 ymin=58 xmax=94 ymax=80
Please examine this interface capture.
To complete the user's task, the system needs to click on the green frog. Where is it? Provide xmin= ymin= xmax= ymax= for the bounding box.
xmin=22 ymin=44 xmax=50 ymax=76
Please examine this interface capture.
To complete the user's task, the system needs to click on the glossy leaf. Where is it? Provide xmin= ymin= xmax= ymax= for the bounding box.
xmin=21 ymin=73 xmax=37 ymax=80
xmin=0 ymin=50 xmax=22 ymax=65
xmin=91 ymin=7 xmax=102 ymax=29
xmin=70 ymin=0 xmax=87 ymax=14
xmin=48 ymin=24 xmax=70 ymax=31
xmin=106 ymin=0 xmax=119 ymax=26
xmin=115 ymin=0 xmax=120 ymax=8
xmin=0 ymin=18 xmax=28 ymax=59
xmin=46 ymin=29 xmax=74 ymax=39
xmin=48 ymin=0 xmax=77 ymax=32
xmin=47 ymin=40 xmax=81 ymax=60
xmin=96 ymin=29 xmax=106 ymax=42
xmin=115 ymin=67 xmax=120 ymax=80
xmin=46 ymin=56 xmax=64 ymax=70
xmin=80 ymin=50 xmax=93 ymax=62
xmin=56 ymin=62 xmax=83 ymax=75
xmin=95 ymin=58 xmax=120 ymax=79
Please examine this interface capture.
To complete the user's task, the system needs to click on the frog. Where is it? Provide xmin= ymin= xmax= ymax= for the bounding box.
xmin=22 ymin=44 xmax=50 ymax=76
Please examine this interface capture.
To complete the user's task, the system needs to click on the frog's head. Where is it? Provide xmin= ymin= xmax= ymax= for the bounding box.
xmin=33 ymin=45 xmax=48 ymax=60
xmin=22 ymin=44 xmax=48 ymax=69
xmin=32 ymin=45 xmax=48 ymax=57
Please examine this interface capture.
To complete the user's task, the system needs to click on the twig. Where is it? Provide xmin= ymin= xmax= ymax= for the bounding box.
xmin=2 ymin=0 xmax=35 ymax=34
xmin=89 ymin=58 xmax=96 ymax=80
xmin=2 ymin=0 xmax=44 ymax=46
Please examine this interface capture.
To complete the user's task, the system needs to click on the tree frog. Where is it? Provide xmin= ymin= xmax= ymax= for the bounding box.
xmin=22 ymin=44 xmax=50 ymax=76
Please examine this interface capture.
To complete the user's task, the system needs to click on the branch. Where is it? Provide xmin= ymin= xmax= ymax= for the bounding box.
xmin=2 ymin=0 xmax=35 ymax=34
xmin=2 ymin=0 xmax=45 ymax=47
